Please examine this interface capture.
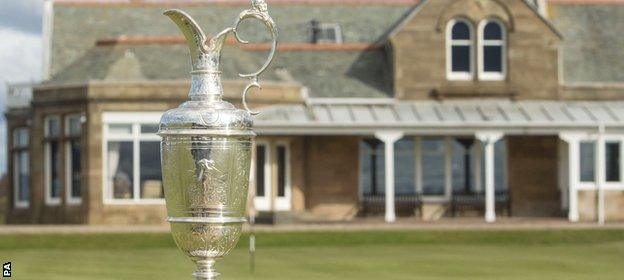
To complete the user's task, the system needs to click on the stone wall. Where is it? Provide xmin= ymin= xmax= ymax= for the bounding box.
xmin=304 ymin=136 xmax=360 ymax=221
xmin=390 ymin=0 xmax=561 ymax=100
xmin=507 ymin=136 xmax=561 ymax=217
xmin=578 ymin=190 xmax=624 ymax=222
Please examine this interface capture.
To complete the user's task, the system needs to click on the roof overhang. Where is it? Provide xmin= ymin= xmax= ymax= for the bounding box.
xmin=255 ymin=99 xmax=624 ymax=135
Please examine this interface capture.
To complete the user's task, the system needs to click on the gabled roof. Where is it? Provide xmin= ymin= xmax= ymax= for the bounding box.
xmin=387 ymin=0 xmax=562 ymax=39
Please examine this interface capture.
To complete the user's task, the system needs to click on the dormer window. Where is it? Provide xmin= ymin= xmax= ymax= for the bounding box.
xmin=309 ymin=20 xmax=343 ymax=44
xmin=446 ymin=19 xmax=474 ymax=80
xmin=478 ymin=19 xmax=506 ymax=80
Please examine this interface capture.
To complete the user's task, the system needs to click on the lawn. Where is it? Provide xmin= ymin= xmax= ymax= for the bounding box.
xmin=1 ymin=229 xmax=623 ymax=279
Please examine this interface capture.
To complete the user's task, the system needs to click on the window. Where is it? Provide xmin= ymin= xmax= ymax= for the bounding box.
xmin=580 ymin=141 xmax=596 ymax=182
xmin=65 ymin=115 xmax=83 ymax=204
xmin=360 ymin=138 xmax=416 ymax=196
xmin=478 ymin=19 xmax=506 ymax=80
xmin=422 ymin=138 xmax=446 ymax=196
xmin=606 ymin=142 xmax=621 ymax=182
xmin=45 ymin=116 xmax=62 ymax=205
xmin=12 ymin=128 xmax=29 ymax=208
xmin=360 ymin=139 xmax=385 ymax=196
xmin=309 ymin=20 xmax=343 ymax=44
xmin=255 ymin=145 xmax=267 ymax=198
xmin=277 ymin=145 xmax=287 ymax=198
xmin=452 ymin=139 xmax=477 ymax=194
xmin=103 ymin=114 xmax=163 ymax=203
xmin=446 ymin=19 xmax=474 ymax=80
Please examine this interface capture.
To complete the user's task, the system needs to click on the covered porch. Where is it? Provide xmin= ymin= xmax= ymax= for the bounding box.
xmin=256 ymin=99 xmax=624 ymax=223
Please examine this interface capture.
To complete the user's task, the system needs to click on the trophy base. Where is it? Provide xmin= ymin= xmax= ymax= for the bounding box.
xmin=193 ymin=259 xmax=220 ymax=280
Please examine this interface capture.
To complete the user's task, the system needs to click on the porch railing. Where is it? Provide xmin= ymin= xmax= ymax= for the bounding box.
xmin=359 ymin=194 xmax=422 ymax=217
xmin=450 ymin=191 xmax=511 ymax=217
xmin=359 ymin=191 xmax=511 ymax=217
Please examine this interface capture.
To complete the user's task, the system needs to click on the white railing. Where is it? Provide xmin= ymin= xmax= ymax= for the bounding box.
xmin=5 ymin=83 xmax=33 ymax=109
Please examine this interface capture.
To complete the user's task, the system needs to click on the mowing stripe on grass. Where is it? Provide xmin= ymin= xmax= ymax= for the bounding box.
xmin=0 ymin=229 xmax=623 ymax=250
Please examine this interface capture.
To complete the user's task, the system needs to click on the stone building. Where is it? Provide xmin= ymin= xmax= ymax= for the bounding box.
xmin=4 ymin=0 xmax=624 ymax=224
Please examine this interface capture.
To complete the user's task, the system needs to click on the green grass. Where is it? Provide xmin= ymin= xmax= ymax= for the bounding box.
xmin=1 ymin=229 xmax=623 ymax=279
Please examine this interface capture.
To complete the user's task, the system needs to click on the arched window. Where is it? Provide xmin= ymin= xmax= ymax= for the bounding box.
xmin=446 ymin=19 xmax=474 ymax=80
xmin=478 ymin=19 xmax=506 ymax=80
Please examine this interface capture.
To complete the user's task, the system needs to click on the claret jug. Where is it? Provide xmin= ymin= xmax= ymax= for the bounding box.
xmin=158 ymin=1 xmax=277 ymax=279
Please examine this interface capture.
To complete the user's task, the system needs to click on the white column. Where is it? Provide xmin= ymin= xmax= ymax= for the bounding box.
xmin=560 ymin=133 xmax=581 ymax=222
xmin=476 ymin=132 xmax=503 ymax=223
xmin=596 ymin=125 xmax=605 ymax=225
xmin=375 ymin=131 xmax=404 ymax=223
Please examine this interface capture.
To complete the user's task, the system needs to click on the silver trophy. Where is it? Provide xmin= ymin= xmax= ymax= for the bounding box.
xmin=158 ymin=1 xmax=277 ymax=279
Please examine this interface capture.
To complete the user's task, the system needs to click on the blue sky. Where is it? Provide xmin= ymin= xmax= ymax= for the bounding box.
xmin=0 ymin=0 xmax=43 ymax=175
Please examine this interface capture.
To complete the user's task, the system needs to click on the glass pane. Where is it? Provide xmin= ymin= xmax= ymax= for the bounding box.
xmin=606 ymin=142 xmax=620 ymax=182
xmin=483 ymin=46 xmax=503 ymax=72
xmin=395 ymin=138 xmax=415 ymax=195
xmin=109 ymin=124 xmax=133 ymax=135
xmin=422 ymin=139 xmax=445 ymax=196
xmin=70 ymin=140 xmax=81 ymax=198
xmin=108 ymin=141 xmax=134 ymax=199
xmin=13 ymin=128 xmax=29 ymax=148
xmin=67 ymin=116 xmax=82 ymax=136
xmin=17 ymin=151 xmax=29 ymax=202
xmin=140 ymin=141 xmax=163 ymax=199
xmin=277 ymin=146 xmax=286 ymax=197
xmin=452 ymin=22 xmax=470 ymax=40
xmin=255 ymin=145 xmax=266 ymax=197
xmin=495 ymin=139 xmax=507 ymax=191
xmin=49 ymin=140 xmax=61 ymax=198
xmin=47 ymin=117 xmax=60 ymax=138
xmin=484 ymin=22 xmax=503 ymax=40
xmin=452 ymin=46 xmax=471 ymax=72
xmin=360 ymin=139 xmax=385 ymax=196
xmin=580 ymin=142 xmax=596 ymax=182
xmin=141 ymin=124 xmax=159 ymax=134
xmin=452 ymin=139 xmax=475 ymax=194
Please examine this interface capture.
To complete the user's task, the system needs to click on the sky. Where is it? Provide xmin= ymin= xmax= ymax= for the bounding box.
xmin=0 ymin=0 xmax=43 ymax=175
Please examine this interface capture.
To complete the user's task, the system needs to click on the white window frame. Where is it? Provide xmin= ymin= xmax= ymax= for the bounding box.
xmin=316 ymin=23 xmax=343 ymax=44
xmin=253 ymin=141 xmax=272 ymax=211
xmin=102 ymin=112 xmax=164 ymax=205
xmin=577 ymin=135 xmax=624 ymax=191
xmin=274 ymin=141 xmax=292 ymax=211
xmin=44 ymin=115 xmax=62 ymax=206
xmin=65 ymin=114 xmax=83 ymax=205
xmin=12 ymin=127 xmax=29 ymax=209
xmin=478 ymin=19 xmax=507 ymax=81
xmin=446 ymin=18 xmax=475 ymax=81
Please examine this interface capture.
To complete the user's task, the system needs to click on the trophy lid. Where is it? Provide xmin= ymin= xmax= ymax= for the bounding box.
xmin=158 ymin=1 xmax=277 ymax=137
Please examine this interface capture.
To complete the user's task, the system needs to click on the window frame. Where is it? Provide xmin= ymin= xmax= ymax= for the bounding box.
xmin=314 ymin=23 xmax=343 ymax=44
xmin=65 ymin=114 xmax=83 ymax=205
xmin=274 ymin=141 xmax=292 ymax=211
xmin=478 ymin=18 xmax=507 ymax=81
xmin=12 ymin=127 xmax=30 ymax=209
xmin=575 ymin=135 xmax=624 ymax=191
xmin=446 ymin=18 xmax=475 ymax=81
xmin=253 ymin=141 xmax=272 ymax=211
xmin=102 ymin=112 xmax=164 ymax=205
xmin=44 ymin=115 xmax=62 ymax=206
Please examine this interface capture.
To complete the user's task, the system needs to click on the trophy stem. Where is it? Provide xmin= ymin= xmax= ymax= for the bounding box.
xmin=192 ymin=259 xmax=220 ymax=280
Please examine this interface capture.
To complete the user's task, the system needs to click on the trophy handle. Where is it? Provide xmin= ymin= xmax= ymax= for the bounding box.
xmin=233 ymin=0 xmax=278 ymax=115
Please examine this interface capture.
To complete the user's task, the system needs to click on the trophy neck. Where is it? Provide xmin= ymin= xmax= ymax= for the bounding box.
xmin=189 ymin=73 xmax=223 ymax=102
